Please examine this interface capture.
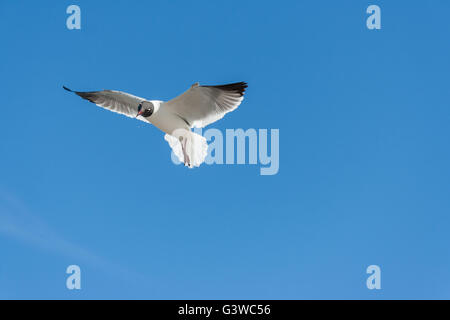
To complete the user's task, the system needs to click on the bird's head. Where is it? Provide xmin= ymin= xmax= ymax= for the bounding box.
xmin=136 ymin=101 xmax=154 ymax=118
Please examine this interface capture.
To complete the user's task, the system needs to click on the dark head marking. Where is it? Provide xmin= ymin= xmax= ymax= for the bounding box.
xmin=141 ymin=108 xmax=153 ymax=117
xmin=137 ymin=101 xmax=154 ymax=118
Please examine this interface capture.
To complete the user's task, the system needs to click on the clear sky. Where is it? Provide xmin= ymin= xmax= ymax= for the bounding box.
xmin=1 ymin=0 xmax=450 ymax=299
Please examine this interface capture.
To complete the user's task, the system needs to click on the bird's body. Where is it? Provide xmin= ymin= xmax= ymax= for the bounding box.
xmin=145 ymin=100 xmax=190 ymax=134
xmin=63 ymin=82 xmax=247 ymax=168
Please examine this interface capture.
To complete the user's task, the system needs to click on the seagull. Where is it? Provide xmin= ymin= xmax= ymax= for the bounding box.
xmin=63 ymin=82 xmax=247 ymax=168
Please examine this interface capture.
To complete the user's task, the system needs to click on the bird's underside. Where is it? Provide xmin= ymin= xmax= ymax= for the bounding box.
xmin=63 ymin=81 xmax=248 ymax=167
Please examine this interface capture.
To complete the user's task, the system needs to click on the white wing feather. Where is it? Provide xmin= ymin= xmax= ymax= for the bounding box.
xmin=164 ymin=82 xmax=247 ymax=128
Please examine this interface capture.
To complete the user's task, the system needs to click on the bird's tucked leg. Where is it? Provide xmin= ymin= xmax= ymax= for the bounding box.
xmin=180 ymin=136 xmax=191 ymax=167
xmin=165 ymin=131 xmax=207 ymax=168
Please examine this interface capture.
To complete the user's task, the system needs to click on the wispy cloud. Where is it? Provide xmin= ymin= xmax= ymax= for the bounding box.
xmin=0 ymin=188 xmax=147 ymax=283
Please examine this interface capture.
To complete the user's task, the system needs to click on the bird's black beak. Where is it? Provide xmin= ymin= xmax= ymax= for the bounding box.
xmin=136 ymin=103 xmax=142 ymax=118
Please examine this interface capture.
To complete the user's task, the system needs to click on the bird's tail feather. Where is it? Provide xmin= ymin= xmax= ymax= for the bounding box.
xmin=164 ymin=129 xmax=208 ymax=168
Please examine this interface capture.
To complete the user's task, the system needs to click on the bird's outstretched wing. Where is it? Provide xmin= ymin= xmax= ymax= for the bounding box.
xmin=63 ymin=86 xmax=145 ymax=120
xmin=164 ymin=82 xmax=247 ymax=128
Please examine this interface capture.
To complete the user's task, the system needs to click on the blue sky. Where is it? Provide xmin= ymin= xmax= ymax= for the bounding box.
xmin=1 ymin=0 xmax=450 ymax=299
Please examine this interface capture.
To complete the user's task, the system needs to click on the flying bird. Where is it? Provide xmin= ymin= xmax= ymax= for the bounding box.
xmin=63 ymin=82 xmax=247 ymax=168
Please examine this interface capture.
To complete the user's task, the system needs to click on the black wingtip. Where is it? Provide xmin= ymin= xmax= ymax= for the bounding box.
xmin=204 ymin=81 xmax=248 ymax=96
xmin=63 ymin=86 xmax=74 ymax=92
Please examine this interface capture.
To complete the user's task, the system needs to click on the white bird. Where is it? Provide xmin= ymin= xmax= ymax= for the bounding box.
xmin=63 ymin=82 xmax=247 ymax=168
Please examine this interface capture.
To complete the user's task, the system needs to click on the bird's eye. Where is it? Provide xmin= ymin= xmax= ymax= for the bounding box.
xmin=142 ymin=109 xmax=153 ymax=117
xmin=138 ymin=104 xmax=142 ymax=112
